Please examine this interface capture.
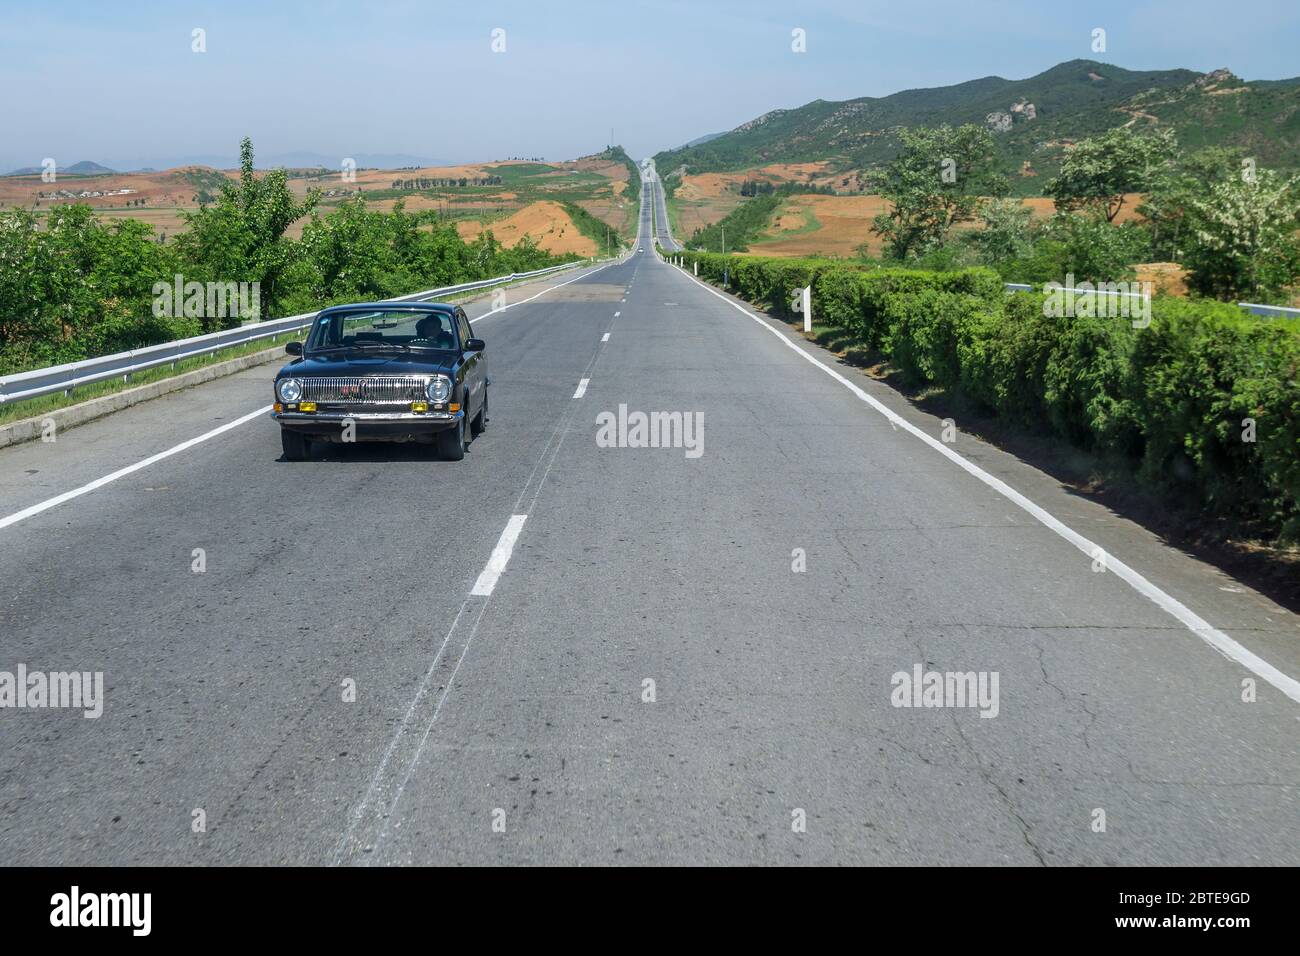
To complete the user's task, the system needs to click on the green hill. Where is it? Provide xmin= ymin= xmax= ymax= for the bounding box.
xmin=5 ymin=160 xmax=116 ymax=177
xmin=64 ymin=161 xmax=116 ymax=175
xmin=655 ymin=60 xmax=1300 ymax=194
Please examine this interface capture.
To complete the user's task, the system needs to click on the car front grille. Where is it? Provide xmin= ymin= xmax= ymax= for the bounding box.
xmin=299 ymin=376 xmax=430 ymax=404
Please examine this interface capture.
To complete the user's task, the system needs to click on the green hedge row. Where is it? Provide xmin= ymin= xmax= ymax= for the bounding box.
xmin=676 ymin=251 xmax=861 ymax=319
xmin=668 ymin=249 xmax=1300 ymax=542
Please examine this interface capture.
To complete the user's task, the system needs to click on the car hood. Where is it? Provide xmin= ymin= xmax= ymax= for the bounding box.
xmin=276 ymin=351 xmax=457 ymax=379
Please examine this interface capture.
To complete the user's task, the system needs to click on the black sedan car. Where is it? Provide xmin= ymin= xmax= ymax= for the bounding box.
xmin=271 ymin=301 xmax=487 ymax=461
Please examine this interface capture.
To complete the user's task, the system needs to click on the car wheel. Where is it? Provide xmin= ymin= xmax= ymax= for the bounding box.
xmin=471 ymin=388 xmax=487 ymax=436
xmin=438 ymin=415 xmax=466 ymax=461
xmin=281 ymin=428 xmax=312 ymax=461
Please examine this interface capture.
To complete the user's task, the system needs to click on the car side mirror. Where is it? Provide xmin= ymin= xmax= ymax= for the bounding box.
xmin=465 ymin=338 xmax=486 ymax=352
xmin=285 ymin=341 xmax=303 ymax=356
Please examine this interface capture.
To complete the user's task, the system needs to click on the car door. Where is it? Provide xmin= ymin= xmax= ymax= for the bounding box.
xmin=456 ymin=308 xmax=482 ymax=415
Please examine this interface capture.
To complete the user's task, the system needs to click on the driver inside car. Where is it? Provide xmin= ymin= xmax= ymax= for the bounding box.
xmin=414 ymin=315 xmax=456 ymax=350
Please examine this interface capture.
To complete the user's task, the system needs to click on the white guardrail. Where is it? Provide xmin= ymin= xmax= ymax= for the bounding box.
xmin=0 ymin=259 xmax=601 ymax=406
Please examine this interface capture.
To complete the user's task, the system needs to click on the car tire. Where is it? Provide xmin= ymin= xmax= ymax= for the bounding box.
xmin=438 ymin=415 xmax=466 ymax=461
xmin=281 ymin=428 xmax=312 ymax=461
xmin=471 ymin=388 xmax=487 ymax=436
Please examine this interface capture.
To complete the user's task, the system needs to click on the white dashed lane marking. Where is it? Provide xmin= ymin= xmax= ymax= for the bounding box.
xmin=470 ymin=514 xmax=528 ymax=597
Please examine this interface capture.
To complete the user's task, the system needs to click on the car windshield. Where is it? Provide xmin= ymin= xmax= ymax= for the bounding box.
xmin=306 ymin=309 xmax=458 ymax=352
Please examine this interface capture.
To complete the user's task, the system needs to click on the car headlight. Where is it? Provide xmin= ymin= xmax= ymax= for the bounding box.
xmin=277 ymin=378 xmax=303 ymax=403
xmin=426 ymin=375 xmax=452 ymax=403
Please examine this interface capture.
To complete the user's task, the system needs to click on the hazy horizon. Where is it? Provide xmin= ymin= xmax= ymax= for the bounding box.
xmin=4 ymin=0 xmax=1299 ymax=172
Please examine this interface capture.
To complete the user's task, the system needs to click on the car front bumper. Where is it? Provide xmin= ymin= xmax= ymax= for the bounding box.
xmin=272 ymin=409 xmax=461 ymax=442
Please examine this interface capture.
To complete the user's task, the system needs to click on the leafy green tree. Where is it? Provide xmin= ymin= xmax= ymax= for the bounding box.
xmin=1046 ymin=127 xmax=1176 ymax=223
xmin=0 ymin=205 xmax=183 ymax=371
xmin=1182 ymin=167 xmax=1300 ymax=301
xmin=174 ymin=137 xmax=316 ymax=325
xmin=964 ymin=198 xmax=1035 ymax=270
xmin=297 ymin=196 xmax=403 ymax=302
xmin=410 ymin=220 xmax=477 ymax=287
xmin=0 ymin=210 xmax=51 ymax=368
xmin=871 ymin=124 xmax=1008 ymax=260
xmin=1007 ymin=214 xmax=1149 ymax=285
xmin=1139 ymin=146 xmax=1243 ymax=260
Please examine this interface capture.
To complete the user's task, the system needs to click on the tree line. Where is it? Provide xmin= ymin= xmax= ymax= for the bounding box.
xmin=738 ymin=180 xmax=835 ymax=197
xmin=390 ymin=176 xmax=504 ymax=190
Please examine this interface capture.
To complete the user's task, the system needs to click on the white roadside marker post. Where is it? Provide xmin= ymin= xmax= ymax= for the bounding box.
xmin=803 ymin=286 xmax=812 ymax=333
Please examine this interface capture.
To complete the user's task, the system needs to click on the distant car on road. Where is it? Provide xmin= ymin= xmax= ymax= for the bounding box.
xmin=272 ymin=302 xmax=487 ymax=461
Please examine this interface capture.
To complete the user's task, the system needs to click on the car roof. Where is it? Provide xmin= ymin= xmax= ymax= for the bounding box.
xmin=318 ymin=301 xmax=458 ymax=316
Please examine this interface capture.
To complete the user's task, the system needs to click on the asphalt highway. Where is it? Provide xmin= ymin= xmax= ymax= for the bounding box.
xmin=649 ymin=173 xmax=679 ymax=250
xmin=1 ymin=195 xmax=1297 ymax=866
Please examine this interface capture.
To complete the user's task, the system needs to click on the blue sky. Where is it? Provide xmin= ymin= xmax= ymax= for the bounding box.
xmin=3 ymin=0 xmax=1298 ymax=170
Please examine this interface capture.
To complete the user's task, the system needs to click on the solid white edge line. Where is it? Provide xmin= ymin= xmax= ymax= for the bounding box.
xmin=470 ymin=514 xmax=528 ymax=596
xmin=572 ymin=378 xmax=589 ymax=399
xmin=0 ymin=405 xmax=273 ymax=531
xmin=676 ymin=268 xmax=1300 ymax=706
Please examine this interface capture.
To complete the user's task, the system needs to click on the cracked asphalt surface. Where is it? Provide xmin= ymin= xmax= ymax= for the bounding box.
xmin=0 ymin=189 xmax=1297 ymax=866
